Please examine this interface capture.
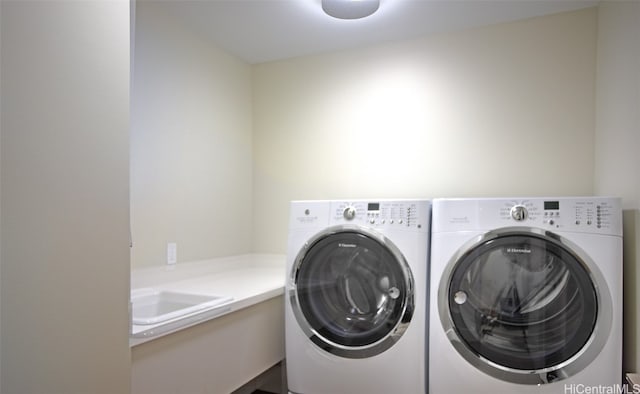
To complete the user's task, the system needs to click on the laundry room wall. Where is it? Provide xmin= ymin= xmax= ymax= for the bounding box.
xmin=131 ymin=3 xmax=253 ymax=268
xmin=252 ymin=8 xmax=598 ymax=254
xmin=1 ymin=1 xmax=131 ymax=392
xmin=594 ymin=0 xmax=640 ymax=373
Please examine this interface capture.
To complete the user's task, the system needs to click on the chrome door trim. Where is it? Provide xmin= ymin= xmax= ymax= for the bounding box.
xmin=290 ymin=224 xmax=414 ymax=359
xmin=438 ymin=227 xmax=612 ymax=384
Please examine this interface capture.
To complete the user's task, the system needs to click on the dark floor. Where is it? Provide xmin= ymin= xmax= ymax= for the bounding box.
xmin=251 ymin=391 xmax=277 ymax=394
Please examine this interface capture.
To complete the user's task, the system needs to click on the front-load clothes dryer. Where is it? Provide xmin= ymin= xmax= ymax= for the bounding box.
xmin=285 ymin=200 xmax=430 ymax=394
xmin=429 ymin=197 xmax=622 ymax=394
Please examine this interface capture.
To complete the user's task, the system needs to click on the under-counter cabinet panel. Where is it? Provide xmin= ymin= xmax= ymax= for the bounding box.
xmin=132 ymin=296 xmax=284 ymax=394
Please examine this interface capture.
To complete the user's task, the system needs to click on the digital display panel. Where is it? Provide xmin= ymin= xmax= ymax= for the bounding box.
xmin=544 ymin=201 xmax=560 ymax=210
xmin=368 ymin=203 xmax=380 ymax=211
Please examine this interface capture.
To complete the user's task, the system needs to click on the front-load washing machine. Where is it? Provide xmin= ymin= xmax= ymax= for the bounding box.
xmin=429 ymin=197 xmax=622 ymax=393
xmin=285 ymin=199 xmax=430 ymax=394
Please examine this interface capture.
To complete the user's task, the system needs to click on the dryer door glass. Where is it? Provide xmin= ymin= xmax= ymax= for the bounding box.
xmin=448 ymin=233 xmax=597 ymax=371
xmin=294 ymin=230 xmax=412 ymax=351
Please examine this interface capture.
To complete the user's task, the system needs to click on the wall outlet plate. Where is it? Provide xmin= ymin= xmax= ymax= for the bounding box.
xmin=167 ymin=242 xmax=177 ymax=265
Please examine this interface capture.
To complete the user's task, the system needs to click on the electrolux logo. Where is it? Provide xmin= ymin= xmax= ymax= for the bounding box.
xmin=338 ymin=243 xmax=357 ymax=248
xmin=506 ymin=247 xmax=532 ymax=254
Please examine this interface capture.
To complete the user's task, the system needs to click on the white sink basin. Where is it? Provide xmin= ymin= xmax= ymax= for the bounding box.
xmin=131 ymin=288 xmax=233 ymax=326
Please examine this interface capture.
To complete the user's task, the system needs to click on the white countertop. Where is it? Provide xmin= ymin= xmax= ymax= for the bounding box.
xmin=130 ymin=254 xmax=286 ymax=347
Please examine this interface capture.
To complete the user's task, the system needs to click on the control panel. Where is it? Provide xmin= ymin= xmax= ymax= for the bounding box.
xmin=490 ymin=198 xmax=622 ymax=234
xmin=330 ymin=200 xmax=428 ymax=231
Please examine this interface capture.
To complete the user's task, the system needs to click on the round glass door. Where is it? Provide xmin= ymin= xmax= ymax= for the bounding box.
xmin=440 ymin=228 xmax=611 ymax=384
xmin=291 ymin=226 xmax=414 ymax=359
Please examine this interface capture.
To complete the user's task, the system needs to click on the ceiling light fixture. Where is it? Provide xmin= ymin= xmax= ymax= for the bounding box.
xmin=321 ymin=0 xmax=380 ymax=20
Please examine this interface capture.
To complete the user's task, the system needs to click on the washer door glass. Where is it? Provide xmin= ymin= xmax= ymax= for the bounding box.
xmin=448 ymin=233 xmax=597 ymax=373
xmin=293 ymin=229 xmax=413 ymax=357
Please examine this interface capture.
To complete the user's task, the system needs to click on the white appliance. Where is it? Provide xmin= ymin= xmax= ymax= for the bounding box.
xmin=285 ymin=200 xmax=430 ymax=394
xmin=429 ymin=197 xmax=622 ymax=393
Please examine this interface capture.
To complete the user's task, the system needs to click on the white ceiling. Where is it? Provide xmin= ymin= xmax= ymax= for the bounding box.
xmin=151 ymin=0 xmax=599 ymax=64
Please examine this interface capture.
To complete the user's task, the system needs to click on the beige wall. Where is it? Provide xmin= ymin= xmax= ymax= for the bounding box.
xmin=0 ymin=2 xmax=3 ymax=389
xmin=131 ymin=3 xmax=253 ymax=268
xmin=0 ymin=1 xmax=131 ymax=393
xmin=0 ymin=3 xmax=3 ymax=389
xmin=594 ymin=0 xmax=640 ymax=373
xmin=252 ymin=8 xmax=598 ymax=254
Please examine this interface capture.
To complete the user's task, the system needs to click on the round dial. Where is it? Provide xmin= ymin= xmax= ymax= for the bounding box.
xmin=343 ymin=206 xmax=357 ymax=220
xmin=510 ymin=205 xmax=528 ymax=221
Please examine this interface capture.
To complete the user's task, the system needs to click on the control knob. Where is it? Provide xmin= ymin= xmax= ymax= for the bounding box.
xmin=343 ymin=206 xmax=356 ymax=221
xmin=510 ymin=205 xmax=528 ymax=221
